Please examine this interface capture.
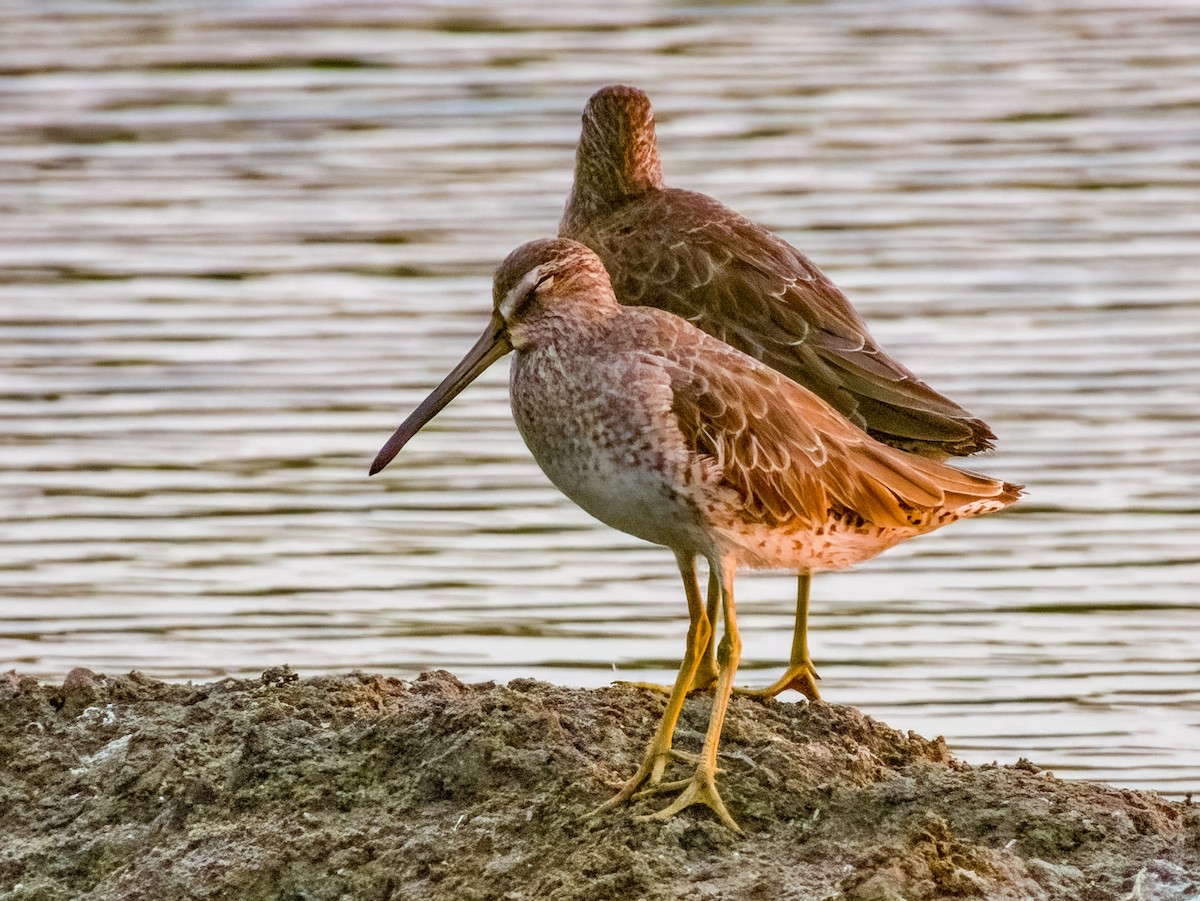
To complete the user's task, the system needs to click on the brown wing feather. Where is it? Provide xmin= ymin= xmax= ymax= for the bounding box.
xmin=642 ymin=312 xmax=1019 ymax=531
xmin=570 ymin=188 xmax=996 ymax=458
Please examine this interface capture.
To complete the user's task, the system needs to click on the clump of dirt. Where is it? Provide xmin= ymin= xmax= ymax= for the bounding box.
xmin=1 ymin=668 xmax=1196 ymax=900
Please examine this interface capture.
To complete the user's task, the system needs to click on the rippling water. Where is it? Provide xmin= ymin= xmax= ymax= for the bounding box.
xmin=2 ymin=1 xmax=1198 ymax=796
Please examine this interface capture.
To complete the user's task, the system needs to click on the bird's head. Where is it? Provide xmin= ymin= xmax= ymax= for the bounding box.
xmin=369 ymin=239 xmax=615 ymax=475
xmin=492 ymin=238 xmax=616 ymax=349
xmin=563 ymin=85 xmax=663 ymax=231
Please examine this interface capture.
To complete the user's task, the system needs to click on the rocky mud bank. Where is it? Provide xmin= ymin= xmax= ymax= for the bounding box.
xmin=1 ymin=668 xmax=1197 ymax=900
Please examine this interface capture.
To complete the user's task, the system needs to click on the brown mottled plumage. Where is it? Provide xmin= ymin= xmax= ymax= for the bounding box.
xmin=370 ymin=238 xmax=1021 ymax=832
xmin=561 ymin=84 xmax=994 ymax=459
xmin=562 ymin=85 xmax=1002 ymax=699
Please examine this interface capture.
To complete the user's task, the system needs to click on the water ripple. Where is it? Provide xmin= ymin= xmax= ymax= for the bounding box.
xmin=1 ymin=1 xmax=1198 ymax=796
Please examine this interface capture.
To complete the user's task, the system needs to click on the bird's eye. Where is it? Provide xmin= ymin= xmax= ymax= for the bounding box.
xmin=499 ymin=271 xmax=553 ymax=322
xmin=530 ymin=273 xmax=553 ymax=298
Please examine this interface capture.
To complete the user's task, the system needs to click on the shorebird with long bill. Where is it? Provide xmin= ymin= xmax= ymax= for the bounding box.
xmin=561 ymin=84 xmax=1001 ymax=699
xmin=370 ymin=237 xmax=1021 ymax=831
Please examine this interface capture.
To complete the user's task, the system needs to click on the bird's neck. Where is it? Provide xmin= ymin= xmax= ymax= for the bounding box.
xmin=561 ymin=127 xmax=663 ymax=236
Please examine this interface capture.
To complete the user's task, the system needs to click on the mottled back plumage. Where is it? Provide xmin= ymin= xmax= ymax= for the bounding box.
xmin=561 ymin=84 xmax=996 ymax=459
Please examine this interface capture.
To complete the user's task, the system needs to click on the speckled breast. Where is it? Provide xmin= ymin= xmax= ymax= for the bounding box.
xmin=507 ymin=345 xmax=709 ymax=554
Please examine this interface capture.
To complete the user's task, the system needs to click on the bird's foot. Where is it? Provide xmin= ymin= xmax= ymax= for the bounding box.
xmin=635 ymin=765 xmax=743 ymax=834
xmin=615 ymin=667 xmax=718 ymax=696
xmin=648 ymin=748 xmax=723 ymax=771
xmin=613 ymin=680 xmax=674 ymax=695
xmin=668 ymin=748 xmax=700 ymax=767
xmin=733 ymin=661 xmax=821 ymax=702
xmin=590 ymin=747 xmax=673 ymax=816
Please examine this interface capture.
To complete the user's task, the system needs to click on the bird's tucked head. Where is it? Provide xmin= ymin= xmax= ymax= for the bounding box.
xmin=369 ymin=239 xmax=617 ymax=476
xmin=492 ymin=238 xmax=619 ymax=350
xmin=562 ymin=85 xmax=663 ymax=234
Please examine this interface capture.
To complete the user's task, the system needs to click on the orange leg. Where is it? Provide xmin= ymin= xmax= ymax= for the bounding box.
xmin=638 ymin=554 xmax=743 ymax=833
xmin=593 ymin=550 xmax=713 ymax=812
xmin=618 ymin=565 xmax=720 ymax=695
xmin=736 ymin=570 xmax=820 ymax=701
xmin=690 ymin=568 xmax=721 ymax=690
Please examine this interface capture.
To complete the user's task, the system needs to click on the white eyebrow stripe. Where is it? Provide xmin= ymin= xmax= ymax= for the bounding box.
xmin=498 ymin=266 xmax=548 ymax=320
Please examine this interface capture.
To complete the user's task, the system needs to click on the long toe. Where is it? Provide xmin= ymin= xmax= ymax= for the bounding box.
xmin=591 ymin=746 xmax=676 ymax=817
xmin=734 ymin=663 xmax=821 ymax=702
xmin=635 ymin=768 xmax=743 ymax=834
xmin=613 ymin=680 xmax=676 ymax=696
xmin=632 ymin=777 xmax=690 ymax=800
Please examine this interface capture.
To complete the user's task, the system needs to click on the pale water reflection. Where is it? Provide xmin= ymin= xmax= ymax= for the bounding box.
xmin=1 ymin=2 xmax=1198 ymax=797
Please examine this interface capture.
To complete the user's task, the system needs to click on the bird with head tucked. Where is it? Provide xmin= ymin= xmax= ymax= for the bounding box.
xmin=561 ymin=85 xmax=1001 ymax=699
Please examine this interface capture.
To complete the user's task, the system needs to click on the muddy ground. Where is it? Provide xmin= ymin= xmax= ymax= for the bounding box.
xmin=0 ymin=668 xmax=1196 ymax=901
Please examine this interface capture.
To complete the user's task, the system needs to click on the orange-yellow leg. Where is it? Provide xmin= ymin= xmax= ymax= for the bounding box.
xmin=691 ymin=569 xmax=721 ymax=689
xmin=617 ymin=567 xmax=720 ymax=695
xmin=594 ymin=551 xmax=713 ymax=813
xmin=637 ymin=554 xmax=743 ymax=834
xmin=736 ymin=570 xmax=821 ymax=701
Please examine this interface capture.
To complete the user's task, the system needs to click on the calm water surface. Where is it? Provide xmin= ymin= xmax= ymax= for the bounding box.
xmin=2 ymin=1 xmax=1198 ymax=796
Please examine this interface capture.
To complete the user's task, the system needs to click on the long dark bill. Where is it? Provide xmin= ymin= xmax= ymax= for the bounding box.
xmin=369 ymin=314 xmax=512 ymax=475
